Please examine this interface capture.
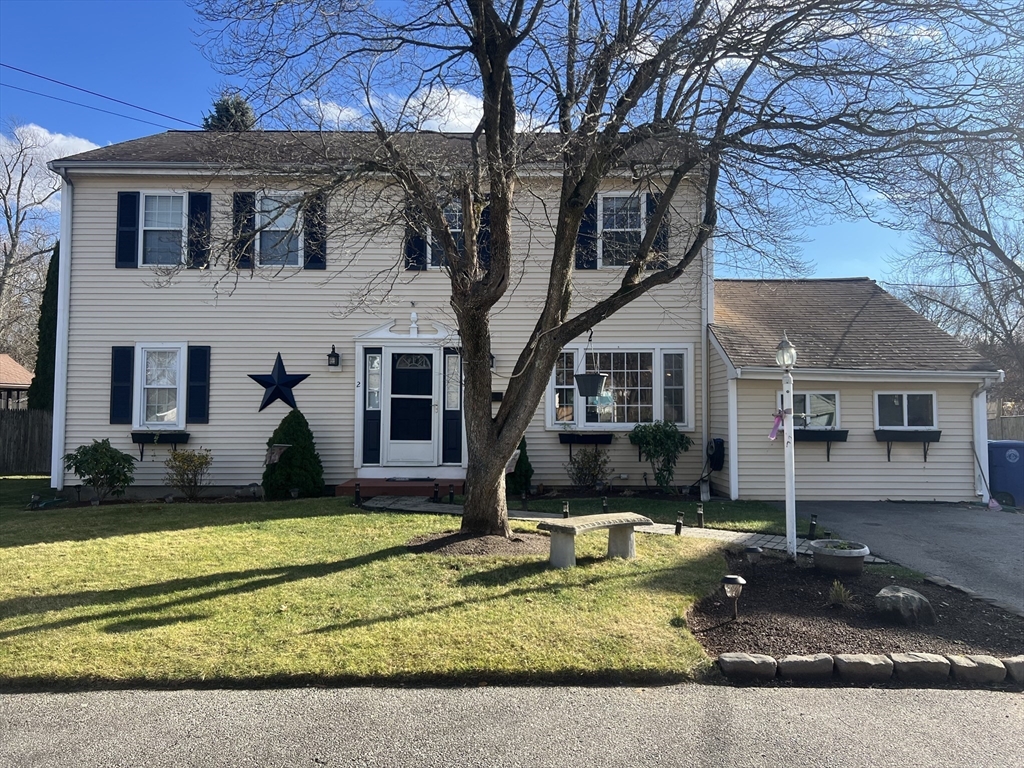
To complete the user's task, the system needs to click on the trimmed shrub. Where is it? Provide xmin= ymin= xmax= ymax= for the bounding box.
xmin=506 ymin=437 xmax=534 ymax=496
xmin=564 ymin=446 xmax=610 ymax=491
xmin=261 ymin=409 xmax=324 ymax=500
xmin=629 ymin=420 xmax=693 ymax=492
xmin=63 ymin=439 xmax=135 ymax=501
xmin=164 ymin=448 xmax=214 ymax=502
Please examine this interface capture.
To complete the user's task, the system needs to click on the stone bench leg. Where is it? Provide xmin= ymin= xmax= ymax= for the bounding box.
xmin=607 ymin=525 xmax=636 ymax=559
xmin=549 ymin=531 xmax=577 ymax=568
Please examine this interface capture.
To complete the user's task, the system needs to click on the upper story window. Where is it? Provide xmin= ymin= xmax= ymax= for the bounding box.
xmin=429 ymin=203 xmax=464 ymax=268
xmin=258 ymin=194 xmax=303 ymax=267
xmin=600 ymin=194 xmax=643 ymax=267
xmin=778 ymin=392 xmax=839 ymax=428
xmin=141 ymin=194 xmax=186 ymax=265
xmin=876 ymin=392 xmax=936 ymax=429
xmin=549 ymin=346 xmax=691 ymax=430
xmin=405 ymin=200 xmax=490 ymax=271
xmin=576 ymin=190 xmax=668 ymax=270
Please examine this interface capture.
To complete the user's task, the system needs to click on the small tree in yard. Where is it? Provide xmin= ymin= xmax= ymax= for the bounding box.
xmin=630 ymin=421 xmax=693 ymax=493
xmin=262 ymin=409 xmax=324 ymax=500
xmin=564 ymin=446 xmax=611 ymax=491
xmin=63 ymin=439 xmax=135 ymax=502
xmin=164 ymin=448 xmax=214 ymax=502
xmin=506 ymin=437 xmax=534 ymax=496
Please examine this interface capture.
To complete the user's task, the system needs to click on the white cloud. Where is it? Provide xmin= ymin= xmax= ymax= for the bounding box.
xmin=407 ymin=87 xmax=484 ymax=132
xmin=299 ymin=98 xmax=365 ymax=128
xmin=1 ymin=123 xmax=99 ymax=212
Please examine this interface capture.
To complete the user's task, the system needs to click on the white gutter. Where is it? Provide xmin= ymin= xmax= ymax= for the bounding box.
xmin=732 ymin=366 xmax=1000 ymax=383
xmin=50 ymin=172 xmax=73 ymax=490
xmin=972 ymin=372 xmax=1004 ymax=502
xmin=700 ymin=247 xmax=710 ymax=462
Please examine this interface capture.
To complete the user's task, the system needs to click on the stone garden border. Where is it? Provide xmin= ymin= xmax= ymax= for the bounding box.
xmin=718 ymin=652 xmax=1024 ymax=688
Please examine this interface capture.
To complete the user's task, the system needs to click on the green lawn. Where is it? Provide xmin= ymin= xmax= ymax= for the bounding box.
xmin=0 ymin=483 xmax=726 ymax=688
xmin=520 ymin=495 xmax=806 ymax=536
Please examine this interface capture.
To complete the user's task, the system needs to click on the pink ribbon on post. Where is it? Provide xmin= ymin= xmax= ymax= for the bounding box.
xmin=768 ymin=410 xmax=782 ymax=441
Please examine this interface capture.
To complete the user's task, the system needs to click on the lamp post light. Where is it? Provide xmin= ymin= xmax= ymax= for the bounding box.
xmin=721 ymin=574 xmax=747 ymax=619
xmin=775 ymin=332 xmax=798 ymax=560
xmin=744 ymin=546 xmax=763 ymax=576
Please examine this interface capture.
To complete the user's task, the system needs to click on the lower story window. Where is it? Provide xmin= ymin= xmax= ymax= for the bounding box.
xmin=135 ymin=343 xmax=187 ymax=429
xmin=550 ymin=347 xmax=690 ymax=428
xmin=876 ymin=392 xmax=935 ymax=428
xmin=779 ymin=392 xmax=839 ymax=428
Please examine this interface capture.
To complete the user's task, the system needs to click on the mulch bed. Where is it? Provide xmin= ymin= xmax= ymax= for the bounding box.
xmin=407 ymin=530 xmax=551 ymax=556
xmin=689 ymin=550 xmax=1024 ymax=658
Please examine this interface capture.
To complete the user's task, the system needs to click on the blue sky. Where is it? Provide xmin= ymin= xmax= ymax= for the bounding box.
xmin=0 ymin=0 xmax=908 ymax=279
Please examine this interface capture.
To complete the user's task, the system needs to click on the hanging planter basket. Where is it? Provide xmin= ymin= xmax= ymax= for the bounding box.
xmin=574 ymin=373 xmax=608 ymax=398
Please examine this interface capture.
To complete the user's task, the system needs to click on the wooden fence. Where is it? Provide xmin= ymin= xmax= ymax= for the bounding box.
xmin=0 ymin=410 xmax=52 ymax=475
xmin=988 ymin=415 xmax=1024 ymax=441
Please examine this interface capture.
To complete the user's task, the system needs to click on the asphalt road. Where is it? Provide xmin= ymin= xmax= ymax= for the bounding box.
xmin=795 ymin=501 xmax=1024 ymax=615
xmin=2 ymin=686 xmax=1022 ymax=768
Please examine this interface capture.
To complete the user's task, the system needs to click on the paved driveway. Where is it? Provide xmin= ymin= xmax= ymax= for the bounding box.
xmin=794 ymin=500 xmax=1024 ymax=615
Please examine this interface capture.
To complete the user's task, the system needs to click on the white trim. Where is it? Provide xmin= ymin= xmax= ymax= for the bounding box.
xmin=973 ymin=388 xmax=990 ymax=501
xmin=873 ymin=390 xmax=938 ymax=430
xmin=545 ymin=342 xmax=695 ymax=431
xmin=708 ymin=330 xmax=738 ymax=379
xmin=734 ymin=366 xmax=997 ymax=383
xmin=597 ymin=191 xmax=646 ymax=269
xmin=138 ymin=191 xmax=187 ymax=267
xmin=256 ymin=191 xmax=304 ymax=268
xmin=51 ymin=177 xmax=73 ymax=490
xmin=727 ymin=377 xmax=738 ymax=500
xmin=132 ymin=342 xmax=189 ymax=430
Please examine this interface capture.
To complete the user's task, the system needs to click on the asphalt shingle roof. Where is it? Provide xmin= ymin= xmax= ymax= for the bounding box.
xmin=711 ymin=278 xmax=998 ymax=373
xmin=0 ymin=354 xmax=32 ymax=388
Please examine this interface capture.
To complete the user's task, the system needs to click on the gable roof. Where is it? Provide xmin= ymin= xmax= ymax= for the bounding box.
xmin=0 ymin=354 xmax=33 ymax=388
xmin=711 ymin=278 xmax=998 ymax=373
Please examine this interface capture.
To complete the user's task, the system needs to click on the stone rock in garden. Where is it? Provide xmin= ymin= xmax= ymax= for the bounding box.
xmin=718 ymin=653 xmax=777 ymax=681
xmin=890 ymin=652 xmax=950 ymax=684
xmin=946 ymin=655 xmax=1006 ymax=685
xmin=777 ymin=654 xmax=834 ymax=681
xmin=874 ymin=585 xmax=937 ymax=626
xmin=833 ymin=654 xmax=894 ymax=684
xmin=1001 ymin=656 xmax=1024 ymax=684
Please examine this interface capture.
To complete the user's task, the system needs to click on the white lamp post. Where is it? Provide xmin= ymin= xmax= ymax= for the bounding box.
xmin=776 ymin=332 xmax=798 ymax=560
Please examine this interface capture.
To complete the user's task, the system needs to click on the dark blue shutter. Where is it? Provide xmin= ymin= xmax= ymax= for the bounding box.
xmin=303 ymin=193 xmax=327 ymax=269
xmin=575 ymin=196 xmax=598 ymax=270
xmin=233 ymin=192 xmax=256 ymax=269
xmin=405 ymin=227 xmax=427 ymax=270
xmin=110 ymin=346 xmax=134 ymax=424
xmin=116 ymin=192 xmax=139 ymax=268
xmin=187 ymin=192 xmax=212 ymax=269
xmin=646 ymin=192 xmax=670 ymax=269
xmin=477 ymin=204 xmax=491 ymax=271
xmin=186 ymin=346 xmax=211 ymax=424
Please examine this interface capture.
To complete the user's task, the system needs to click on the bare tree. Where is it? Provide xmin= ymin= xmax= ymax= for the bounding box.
xmin=192 ymin=0 xmax=1024 ymax=535
xmin=886 ymin=144 xmax=1024 ymax=411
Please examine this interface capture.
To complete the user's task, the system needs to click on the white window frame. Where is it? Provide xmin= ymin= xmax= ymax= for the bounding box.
xmin=598 ymin=192 xmax=646 ymax=269
xmin=874 ymin=390 xmax=938 ymax=430
xmin=256 ymin=192 xmax=304 ymax=267
xmin=776 ymin=391 xmax=841 ymax=429
xmin=546 ymin=344 xmax=694 ymax=431
xmin=426 ymin=201 xmax=464 ymax=270
xmin=138 ymin=191 xmax=187 ymax=267
xmin=132 ymin=342 xmax=188 ymax=430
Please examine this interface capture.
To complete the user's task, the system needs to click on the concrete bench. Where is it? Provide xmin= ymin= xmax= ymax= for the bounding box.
xmin=537 ymin=513 xmax=654 ymax=568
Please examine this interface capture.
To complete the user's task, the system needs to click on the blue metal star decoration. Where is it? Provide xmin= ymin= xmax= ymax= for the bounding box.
xmin=248 ymin=353 xmax=310 ymax=411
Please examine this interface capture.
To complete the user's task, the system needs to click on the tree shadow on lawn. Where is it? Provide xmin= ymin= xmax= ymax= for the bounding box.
xmin=0 ymin=546 xmax=408 ymax=640
xmin=0 ymin=498 xmax=364 ymax=549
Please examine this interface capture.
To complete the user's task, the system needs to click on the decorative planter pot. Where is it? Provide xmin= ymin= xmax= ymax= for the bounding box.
xmin=574 ymin=373 xmax=607 ymax=397
xmin=809 ymin=539 xmax=870 ymax=576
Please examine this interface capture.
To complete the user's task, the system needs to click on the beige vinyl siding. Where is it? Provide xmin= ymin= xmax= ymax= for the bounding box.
xmin=734 ymin=378 xmax=979 ymax=502
xmin=62 ymin=174 xmax=706 ymax=488
xmin=707 ymin=348 xmax=730 ymax=497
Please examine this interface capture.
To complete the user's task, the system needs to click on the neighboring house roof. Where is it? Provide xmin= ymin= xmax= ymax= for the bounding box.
xmin=711 ymin=278 xmax=998 ymax=373
xmin=48 ymin=130 xmax=696 ymax=173
xmin=0 ymin=354 xmax=33 ymax=388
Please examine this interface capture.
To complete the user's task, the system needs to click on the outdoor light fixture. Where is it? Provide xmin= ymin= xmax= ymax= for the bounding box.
xmin=721 ymin=574 xmax=747 ymax=619
xmin=327 ymin=345 xmax=341 ymax=368
xmin=776 ymin=332 xmax=798 ymax=560
xmin=744 ymin=546 xmax=763 ymax=565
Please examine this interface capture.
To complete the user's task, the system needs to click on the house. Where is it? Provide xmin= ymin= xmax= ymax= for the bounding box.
xmin=46 ymin=131 xmax=710 ymax=495
xmin=46 ymin=131 xmax=999 ymax=503
xmin=0 ymin=354 xmax=32 ymax=410
xmin=708 ymin=278 xmax=1002 ymax=502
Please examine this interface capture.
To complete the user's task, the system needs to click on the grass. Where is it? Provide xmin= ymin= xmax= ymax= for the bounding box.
xmin=520 ymin=495 xmax=807 ymax=536
xmin=0 ymin=481 xmax=726 ymax=688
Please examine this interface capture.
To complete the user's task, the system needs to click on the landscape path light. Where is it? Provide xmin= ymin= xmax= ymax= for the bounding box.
xmin=721 ymin=574 xmax=747 ymax=619
xmin=744 ymin=546 xmax=763 ymax=575
xmin=776 ymin=332 xmax=798 ymax=560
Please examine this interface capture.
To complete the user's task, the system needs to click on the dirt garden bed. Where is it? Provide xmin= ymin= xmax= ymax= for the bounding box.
xmin=688 ymin=550 xmax=1024 ymax=658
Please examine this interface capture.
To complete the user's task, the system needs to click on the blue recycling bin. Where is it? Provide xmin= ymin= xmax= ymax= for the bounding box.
xmin=988 ymin=440 xmax=1024 ymax=507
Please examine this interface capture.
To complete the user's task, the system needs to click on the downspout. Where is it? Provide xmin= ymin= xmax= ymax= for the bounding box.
xmin=972 ymin=373 xmax=1002 ymax=502
xmin=701 ymin=247 xmax=712 ymax=467
xmin=49 ymin=169 xmax=73 ymax=490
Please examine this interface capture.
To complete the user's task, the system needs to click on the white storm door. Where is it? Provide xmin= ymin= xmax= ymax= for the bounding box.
xmin=382 ymin=348 xmax=440 ymax=465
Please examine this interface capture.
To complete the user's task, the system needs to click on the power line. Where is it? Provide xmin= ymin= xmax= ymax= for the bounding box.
xmin=0 ymin=83 xmax=176 ymax=130
xmin=0 ymin=62 xmax=201 ymax=128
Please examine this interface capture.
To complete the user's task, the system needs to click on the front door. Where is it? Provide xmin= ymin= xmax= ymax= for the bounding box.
xmin=382 ymin=348 xmax=438 ymax=465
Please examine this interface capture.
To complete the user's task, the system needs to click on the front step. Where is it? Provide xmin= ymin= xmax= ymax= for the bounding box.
xmin=335 ymin=478 xmax=466 ymax=498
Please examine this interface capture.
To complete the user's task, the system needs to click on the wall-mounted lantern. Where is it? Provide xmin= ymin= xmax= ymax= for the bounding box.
xmin=327 ymin=345 xmax=341 ymax=368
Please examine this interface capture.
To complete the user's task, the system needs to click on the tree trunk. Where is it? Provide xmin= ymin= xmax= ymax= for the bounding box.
xmin=461 ymin=440 xmax=511 ymax=537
